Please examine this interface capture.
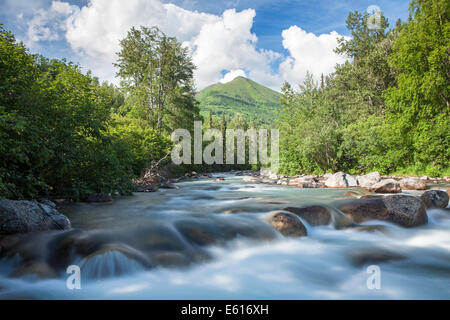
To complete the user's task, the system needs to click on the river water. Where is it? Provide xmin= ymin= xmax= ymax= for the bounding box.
xmin=0 ymin=173 xmax=449 ymax=299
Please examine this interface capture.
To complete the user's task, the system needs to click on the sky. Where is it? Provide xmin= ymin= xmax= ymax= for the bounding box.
xmin=0 ymin=0 xmax=412 ymax=91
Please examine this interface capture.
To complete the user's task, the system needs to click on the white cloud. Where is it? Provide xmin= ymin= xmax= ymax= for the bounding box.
xmin=25 ymin=1 xmax=78 ymax=45
xmin=220 ymin=69 xmax=247 ymax=83
xmin=23 ymin=0 xmax=348 ymax=91
xmin=279 ymin=26 xmax=349 ymax=86
xmin=189 ymin=8 xmax=282 ymax=89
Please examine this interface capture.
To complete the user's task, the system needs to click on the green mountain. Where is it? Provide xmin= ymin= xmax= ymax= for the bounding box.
xmin=196 ymin=77 xmax=283 ymax=126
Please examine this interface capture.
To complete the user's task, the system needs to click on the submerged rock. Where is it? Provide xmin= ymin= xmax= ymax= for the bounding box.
xmin=243 ymin=176 xmax=261 ymax=183
xmin=349 ymin=249 xmax=406 ymax=267
xmin=10 ymin=261 xmax=59 ymax=279
xmin=85 ymin=193 xmax=113 ymax=203
xmin=135 ymin=185 xmax=159 ymax=192
xmin=420 ymin=190 xmax=449 ymax=209
xmin=283 ymin=206 xmax=332 ymax=226
xmin=82 ymin=243 xmax=153 ymax=269
xmin=223 ymin=209 xmax=247 ymax=214
xmin=267 ymin=212 xmax=307 ymax=237
xmin=351 ymin=225 xmax=389 ymax=234
xmin=159 ymin=182 xmax=179 ymax=190
xmin=338 ymin=195 xmax=428 ymax=228
xmin=0 ymin=200 xmax=71 ymax=235
xmin=176 ymin=223 xmax=216 ymax=246
xmin=399 ymin=178 xmax=427 ymax=191
xmin=367 ymin=179 xmax=401 ymax=194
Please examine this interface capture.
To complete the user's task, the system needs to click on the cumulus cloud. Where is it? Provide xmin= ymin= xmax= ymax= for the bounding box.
xmin=220 ymin=69 xmax=247 ymax=83
xmin=279 ymin=26 xmax=349 ymax=85
xmin=189 ymin=8 xmax=281 ymax=88
xmin=25 ymin=1 xmax=78 ymax=45
xmin=23 ymin=0 xmax=348 ymax=90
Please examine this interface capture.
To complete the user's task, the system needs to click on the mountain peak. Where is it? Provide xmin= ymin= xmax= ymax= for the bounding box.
xmin=196 ymin=78 xmax=283 ymax=125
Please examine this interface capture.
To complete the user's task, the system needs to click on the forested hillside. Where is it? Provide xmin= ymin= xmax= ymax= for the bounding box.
xmin=197 ymin=77 xmax=283 ymax=125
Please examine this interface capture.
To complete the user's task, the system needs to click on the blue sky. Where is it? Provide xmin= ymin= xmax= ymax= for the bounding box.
xmin=0 ymin=0 xmax=412 ymax=89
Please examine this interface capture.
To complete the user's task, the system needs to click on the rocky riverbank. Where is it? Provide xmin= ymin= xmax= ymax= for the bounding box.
xmin=254 ymin=170 xmax=450 ymax=193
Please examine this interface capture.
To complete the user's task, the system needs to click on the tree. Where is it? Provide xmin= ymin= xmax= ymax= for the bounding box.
xmin=384 ymin=0 xmax=450 ymax=171
xmin=115 ymin=26 xmax=199 ymax=134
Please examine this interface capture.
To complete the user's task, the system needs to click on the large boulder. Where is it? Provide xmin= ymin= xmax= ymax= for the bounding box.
xmin=420 ymin=190 xmax=449 ymax=209
xmin=367 ymin=179 xmax=401 ymax=193
xmin=357 ymin=172 xmax=381 ymax=188
xmin=324 ymin=172 xmax=348 ymax=188
xmin=399 ymin=178 xmax=427 ymax=191
xmin=346 ymin=175 xmax=359 ymax=187
xmin=267 ymin=212 xmax=307 ymax=237
xmin=337 ymin=195 xmax=428 ymax=228
xmin=283 ymin=206 xmax=332 ymax=226
xmin=0 ymin=200 xmax=71 ymax=235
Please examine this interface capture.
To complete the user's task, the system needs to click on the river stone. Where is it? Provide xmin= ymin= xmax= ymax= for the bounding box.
xmin=447 ymin=188 xmax=450 ymax=198
xmin=85 ymin=193 xmax=113 ymax=203
xmin=150 ymin=251 xmax=190 ymax=268
xmin=345 ymin=191 xmax=361 ymax=197
xmin=10 ymin=261 xmax=59 ymax=279
xmin=243 ymin=177 xmax=260 ymax=183
xmin=351 ymin=225 xmax=389 ymax=234
xmin=159 ymin=182 xmax=179 ymax=189
xmin=399 ymin=178 xmax=427 ymax=191
xmin=346 ymin=175 xmax=359 ymax=187
xmin=82 ymin=243 xmax=153 ymax=269
xmin=367 ymin=179 xmax=401 ymax=193
xmin=420 ymin=190 xmax=449 ymax=209
xmin=282 ymin=206 xmax=332 ymax=226
xmin=176 ymin=223 xmax=216 ymax=246
xmin=223 ymin=209 xmax=247 ymax=214
xmin=135 ymin=185 xmax=159 ymax=192
xmin=296 ymin=182 xmax=321 ymax=189
xmin=349 ymin=249 xmax=406 ymax=267
xmin=338 ymin=195 xmax=428 ymax=227
xmin=39 ymin=199 xmax=57 ymax=209
xmin=268 ymin=212 xmax=307 ymax=237
xmin=0 ymin=200 xmax=71 ymax=235
xmin=357 ymin=172 xmax=381 ymax=188
xmin=324 ymin=172 xmax=348 ymax=188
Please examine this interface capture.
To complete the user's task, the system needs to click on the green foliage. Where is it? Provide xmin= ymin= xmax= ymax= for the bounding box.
xmin=197 ymin=77 xmax=283 ymax=126
xmin=115 ymin=26 xmax=200 ymax=134
xmin=384 ymin=0 xmax=450 ymax=171
xmin=0 ymin=26 xmax=180 ymax=200
xmin=108 ymin=115 xmax=173 ymax=175
xmin=278 ymin=1 xmax=449 ymax=177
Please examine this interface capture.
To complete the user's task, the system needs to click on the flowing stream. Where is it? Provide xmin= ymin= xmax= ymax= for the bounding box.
xmin=0 ymin=173 xmax=449 ymax=299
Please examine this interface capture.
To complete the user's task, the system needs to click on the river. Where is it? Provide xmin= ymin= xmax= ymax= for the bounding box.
xmin=0 ymin=173 xmax=449 ymax=299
